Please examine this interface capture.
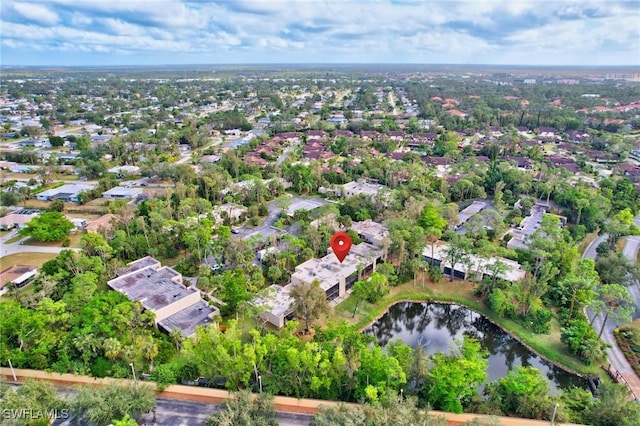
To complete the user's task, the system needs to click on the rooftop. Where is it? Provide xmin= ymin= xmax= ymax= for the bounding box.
xmin=457 ymin=200 xmax=487 ymax=226
xmin=292 ymin=242 xmax=382 ymax=291
xmin=108 ymin=266 xmax=191 ymax=311
xmin=158 ymin=300 xmax=218 ymax=337
xmin=252 ymin=284 xmax=295 ymax=317
xmin=116 ymin=256 xmax=161 ymax=277
xmin=422 ymin=242 xmax=526 ymax=282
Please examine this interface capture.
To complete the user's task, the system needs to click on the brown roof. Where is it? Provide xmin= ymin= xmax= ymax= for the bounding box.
xmin=85 ymin=214 xmax=117 ymax=234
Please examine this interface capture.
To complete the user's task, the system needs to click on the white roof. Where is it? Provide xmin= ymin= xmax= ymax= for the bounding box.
xmin=422 ymin=241 xmax=526 ymax=282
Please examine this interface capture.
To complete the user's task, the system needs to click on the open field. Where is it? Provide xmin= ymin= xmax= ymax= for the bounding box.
xmin=23 ymin=232 xmax=83 ymax=248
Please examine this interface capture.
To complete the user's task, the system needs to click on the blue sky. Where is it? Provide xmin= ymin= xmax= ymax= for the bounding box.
xmin=1 ymin=0 xmax=639 ymax=66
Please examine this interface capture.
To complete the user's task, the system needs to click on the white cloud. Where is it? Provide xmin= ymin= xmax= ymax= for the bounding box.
xmin=12 ymin=2 xmax=59 ymax=25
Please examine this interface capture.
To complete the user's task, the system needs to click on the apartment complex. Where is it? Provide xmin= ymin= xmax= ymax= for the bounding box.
xmin=422 ymin=241 xmax=526 ymax=282
xmin=107 ymin=256 xmax=218 ymax=337
xmin=253 ymin=242 xmax=383 ymax=328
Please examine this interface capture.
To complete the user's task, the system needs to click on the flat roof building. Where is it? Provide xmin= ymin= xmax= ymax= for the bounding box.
xmin=350 ymin=220 xmax=389 ymax=247
xmin=422 ymin=241 xmax=526 ymax=282
xmin=457 ymin=201 xmax=487 ymax=227
xmin=342 ymin=180 xmax=388 ymax=199
xmin=507 ymin=203 xmax=566 ymax=250
xmin=108 ymin=256 xmax=218 ymax=337
xmin=291 ymin=242 xmax=383 ymax=302
xmin=251 ymin=284 xmax=295 ymax=328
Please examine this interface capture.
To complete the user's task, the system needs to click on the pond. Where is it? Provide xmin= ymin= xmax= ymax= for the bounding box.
xmin=364 ymin=302 xmax=589 ymax=393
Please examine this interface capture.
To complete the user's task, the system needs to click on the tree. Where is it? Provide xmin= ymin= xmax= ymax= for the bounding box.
xmin=496 ymin=366 xmax=551 ymax=419
xmin=310 ymin=397 xmax=446 ymax=426
xmin=584 ymin=381 xmax=640 ymax=426
xmin=69 ymin=383 xmax=155 ymax=426
xmin=441 ymin=235 xmax=471 ymax=281
xmin=352 ymin=272 xmax=389 ymax=304
xmin=49 ymin=135 xmax=65 ymax=147
xmin=220 ymin=270 xmax=251 ymax=316
xmin=422 ymin=337 xmax=488 ymax=414
xmin=418 ymin=203 xmax=447 ymax=232
xmin=289 ymin=280 xmax=329 ymax=332
xmin=205 ymin=390 xmax=278 ymax=426
xmin=20 ymin=211 xmax=74 ymax=241
xmin=0 ymin=379 xmax=67 ymax=426
xmin=112 ymin=414 xmax=139 ymax=426
xmin=595 ymin=252 xmax=640 ymax=286
xmin=80 ymin=233 xmax=113 ymax=262
xmin=593 ymin=284 xmax=635 ymax=338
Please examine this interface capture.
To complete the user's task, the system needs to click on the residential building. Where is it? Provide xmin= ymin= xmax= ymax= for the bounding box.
xmin=36 ymin=183 xmax=96 ymax=202
xmin=0 ymin=209 xmax=40 ymax=230
xmin=85 ymin=214 xmax=117 ymax=234
xmin=291 ymin=242 xmax=383 ymax=302
xmin=212 ymin=202 xmax=248 ymax=225
xmin=350 ymin=220 xmax=389 ymax=247
xmin=107 ymin=256 xmax=218 ymax=337
xmin=422 ymin=241 xmax=526 ymax=282
xmin=252 ymin=284 xmax=295 ymax=328
xmin=108 ymin=165 xmax=141 ymax=176
xmin=456 ymin=200 xmax=487 ymax=227
xmin=0 ymin=264 xmax=38 ymax=296
xmin=342 ymin=180 xmax=387 ymax=198
xmin=507 ymin=203 xmax=566 ymax=250
xmin=102 ymin=187 xmax=143 ymax=199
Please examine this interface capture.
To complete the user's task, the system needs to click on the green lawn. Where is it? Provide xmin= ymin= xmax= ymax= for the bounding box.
xmin=0 ymin=252 xmax=57 ymax=269
xmin=335 ymin=277 xmax=606 ymax=379
xmin=5 ymin=235 xmax=24 ymax=244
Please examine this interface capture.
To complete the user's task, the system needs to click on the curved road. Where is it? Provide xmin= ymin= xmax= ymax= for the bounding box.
xmin=583 ymin=229 xmax=640 ymax=397
xmin=1 ymin=230 xmax=80 ymax=257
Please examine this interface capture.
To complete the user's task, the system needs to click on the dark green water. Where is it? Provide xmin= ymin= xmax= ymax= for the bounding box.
xmin=365 ymin=302 xmax=589 ymax=393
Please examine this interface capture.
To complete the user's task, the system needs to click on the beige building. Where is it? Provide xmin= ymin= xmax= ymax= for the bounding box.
xmin=107 ymin=256 xmax=218 ymax=337
xmin=422 ymin=241 xmax=526 ymax=282
xmin=350 ymin=220 xmax=389 ymax=247
xmin=252 ymin=242 xmax=383 ymax=328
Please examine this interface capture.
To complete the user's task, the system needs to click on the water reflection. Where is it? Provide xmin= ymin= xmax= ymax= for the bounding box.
xmin=365 ymin=302 xmax=588 ymax=393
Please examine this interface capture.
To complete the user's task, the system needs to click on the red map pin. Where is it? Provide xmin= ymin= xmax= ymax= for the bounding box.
xmin=330 ymin=232 xmax=352 ymax=263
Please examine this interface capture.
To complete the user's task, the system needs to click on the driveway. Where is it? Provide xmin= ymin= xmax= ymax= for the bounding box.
xmin=1 ymin=235 xmax=80 ymax=257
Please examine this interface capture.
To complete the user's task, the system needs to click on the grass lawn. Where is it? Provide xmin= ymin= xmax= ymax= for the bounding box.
xmin=24 ymin=232 xmax=83 ymax=248
xmin=0 ymin=252 xmax=57 ymax=269
xmin=335 ymin=276 xmax=605 ymax=378
xmin=5 ymin=235 xmax=24 ymax=244
xmin=578 ymin=231 xmax=599 ymax=254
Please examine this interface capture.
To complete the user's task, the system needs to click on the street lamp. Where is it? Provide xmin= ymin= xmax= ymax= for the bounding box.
xmin=550 ymin=402 xmax=559 ymax=425
xmin=129 ymin=363 xmax=137 ymax=382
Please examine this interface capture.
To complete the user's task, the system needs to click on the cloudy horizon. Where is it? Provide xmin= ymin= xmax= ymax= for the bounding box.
xmin=1 ymin=0 xmax=639 ymax=67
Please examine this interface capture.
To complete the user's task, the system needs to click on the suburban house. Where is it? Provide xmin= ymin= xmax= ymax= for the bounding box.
xmin=0 ymin=264 xmax=38 ymax=296
xmin=36 ymin=183 xmax=96 ymax=202
xmin=212 ymin=202 xmax=248 ymax=225
xmin=342 ymin=180 xmax=388 ymax=199
xmin=102 ymin=186 xmax=143 ymax=200
xmin=0 ymin=209 xmax=40 ymax=230
xmin=108 ymin=165 xmax=141 ymax=177
xmin=107 ymin=256 xmax=219 ymax=337
xmin=85 ymin=214 xmax=118 ymax=234
xmin=422 ymin=241 xmax=526 ymax=282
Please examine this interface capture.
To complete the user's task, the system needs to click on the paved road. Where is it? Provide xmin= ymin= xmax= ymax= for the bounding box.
xmin=1 ymin=235 xmax=81 ymax=257
xmin=583 ymin=234 xmax=608 ymax=260
xmin=277 ymin=139 xmax=302 ymax=166
xmin=35 ymin=386 xmax=313 ymax=426
xmin=583 ymin=223 xmax=640 ymax=397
